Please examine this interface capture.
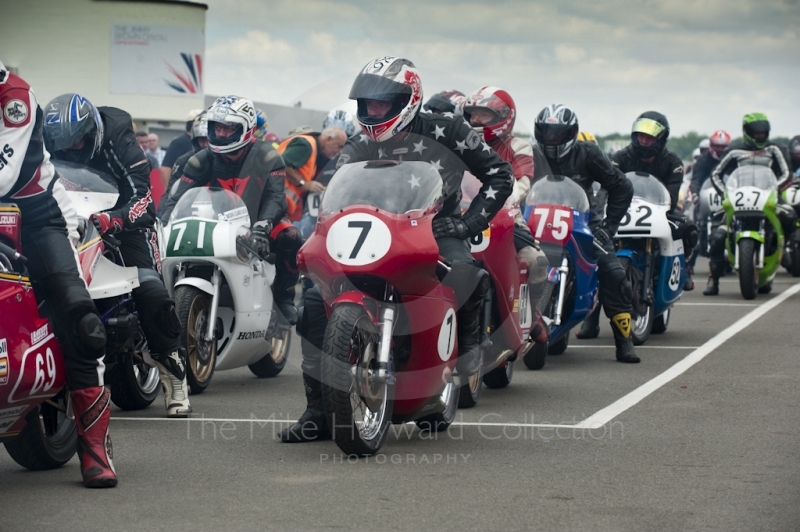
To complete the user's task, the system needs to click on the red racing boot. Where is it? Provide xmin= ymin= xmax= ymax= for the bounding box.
xmin=71 ymin=386 xmax=117 ymax=488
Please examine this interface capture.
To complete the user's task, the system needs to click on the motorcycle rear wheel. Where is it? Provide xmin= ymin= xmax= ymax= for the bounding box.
xmin=548 ymin=333 xmax=569 ymax=355
xmin=4 ymin=391 xmax=77 ymax=470
xmin=322 ymin=303 xmax=392 ymax=457
xmin=737 ymin=239 xmax=758 ymax=300
xmin=106 ymin=330 xmax=160 ymax=410
xmin=175 ymin=286 xmax=217 ymax=395
xmin=248 ymin=327 xmax=291 ymax=378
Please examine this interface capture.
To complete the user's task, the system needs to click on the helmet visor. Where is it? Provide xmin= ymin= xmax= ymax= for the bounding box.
xmin=535 ymin=123 xmax=576 ymax=146
xmin=632 ymin=117 xmax=666 ymax=138
xmin=349 ymin=73 xmax=411 ymax=101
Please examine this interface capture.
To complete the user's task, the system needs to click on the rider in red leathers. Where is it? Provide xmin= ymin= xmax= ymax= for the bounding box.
xmin=0 ymin=62 xmax=116 ymax=487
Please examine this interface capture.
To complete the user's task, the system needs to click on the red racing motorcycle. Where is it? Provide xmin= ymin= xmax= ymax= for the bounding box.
xmin=458 ymin=173 xmax=533 ymax=407
xmin=298 ymin=160 xmax=460 ymax=456
xmin=0 ymin=204 xmax=75 ymax=471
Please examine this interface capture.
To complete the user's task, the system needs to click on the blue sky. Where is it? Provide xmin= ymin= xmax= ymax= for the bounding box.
xmin=202 ymin=0 xmax=800 ymax=137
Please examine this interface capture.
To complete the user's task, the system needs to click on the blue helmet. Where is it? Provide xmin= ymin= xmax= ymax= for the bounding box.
xmin=322 ymin=109 xmax=356 ymax=137
xmin=43 ymin=93 xmax=104 ymax=164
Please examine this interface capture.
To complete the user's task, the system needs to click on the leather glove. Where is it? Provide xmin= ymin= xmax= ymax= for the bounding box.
xmin=432 ymin=216 xmax=470 ymax=240
xmin=592 ymin=224 xmax=613 ymax=248
xmin=249 ymin=220 xmax=272 ymax=257
xmin=89 ymin=212 xmax=124 ymax=235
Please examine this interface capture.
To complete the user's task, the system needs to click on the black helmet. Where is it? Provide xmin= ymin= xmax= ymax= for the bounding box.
xmin=43 ymin=93 xmax=104 ymax=164
xmin=423 ymin=90 xmax=465 ymax=115
xmin=534 ymin=103 xmax=579 ymax=160
xmin=630 ymin=111 xmax=669 ymax=159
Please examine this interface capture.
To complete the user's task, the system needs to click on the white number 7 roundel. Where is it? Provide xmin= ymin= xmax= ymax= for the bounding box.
xmin=326 ymin=213 xmax=392 ymax=266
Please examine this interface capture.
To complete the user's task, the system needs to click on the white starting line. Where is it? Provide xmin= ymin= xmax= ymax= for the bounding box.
xmin=111 ymin=282 xmax=800 ymax=430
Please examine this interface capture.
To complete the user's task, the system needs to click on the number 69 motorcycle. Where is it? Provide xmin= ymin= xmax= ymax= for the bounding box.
xmin=615 ymin=172 xmax=685 ymax=344
xmin=161 ymin=188 xmax=291 ymax=394
xmin=297 ymin=160 xmax=460 ymax=456
xmin=722 ymin=165 xmax=783 ymax=299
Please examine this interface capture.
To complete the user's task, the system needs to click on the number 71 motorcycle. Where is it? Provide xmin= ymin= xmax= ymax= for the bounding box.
xmin=615 ymin=171 xmax=685 ymax=344
xmin=297 ymin=160 xmax=459 ymax=456
xmin=161 ymin=188 xmax=291 ymax=394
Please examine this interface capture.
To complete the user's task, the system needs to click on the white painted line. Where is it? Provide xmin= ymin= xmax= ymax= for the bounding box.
xmin=674 ymin=302 xmax=758 ymax=307
xmin=568 ymin=345 xmax=699 ymax=349
xmin=110 ymin=416 xmax=576 ymax=429
xmin=719 ymin=279 xmax=796 ymax=284
xmin=576 ymin=281 xmax=800 ymax=430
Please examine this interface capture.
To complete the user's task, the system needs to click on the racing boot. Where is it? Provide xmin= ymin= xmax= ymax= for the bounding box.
xmin=683 ymin=269 xmax=695 ymax=291
xmin=611 ymin=313 xmax=640 ymax=363
xmin=576 ymin=304 xmax=601 ymax=339
xmin=530 ymin=309 xmax=549 ymax=344
xmin=280 ymin=373 xmax=331 ymax=443
xmin=703 ymin=275 xmax=719 ymax=296
xmin=154 ymin=348 xmax=192 ymax=418
xmin=274 ymin=273 xmax=299 ymax=325
xmin=455 ymin=293 xmax=483 ymax=377
xmin=71 ymin=386 xmax=117 ymax=488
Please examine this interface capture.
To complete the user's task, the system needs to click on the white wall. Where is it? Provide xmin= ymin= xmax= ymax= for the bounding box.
xmin=0 ymin=0 xmax=206 ymax=122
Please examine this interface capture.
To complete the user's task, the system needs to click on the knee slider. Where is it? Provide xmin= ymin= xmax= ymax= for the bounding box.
xmin=77 ymin=312 xmax=106 ymax=355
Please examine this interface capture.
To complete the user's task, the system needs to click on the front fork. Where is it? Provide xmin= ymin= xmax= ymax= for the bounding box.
xmin=732 ymin=219 xmax=765 ymax=270
xmin=554 ymin=257 xmax=569 ymax=325
xmin=642 ymin=239 xmax=654 ymax=305
xmin=204 ymin=267 xmax=221 ymax=342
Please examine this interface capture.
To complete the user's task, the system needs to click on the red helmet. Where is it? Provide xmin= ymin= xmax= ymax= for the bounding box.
xmin=463 ymin=86 xmax=516 ymax=141
xmin=350 ymin=56 xmax=423 ymax=142
xmin=708 ymin=129 xmax=731 ymax=160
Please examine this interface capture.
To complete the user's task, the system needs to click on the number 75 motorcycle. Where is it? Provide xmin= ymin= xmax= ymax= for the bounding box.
xmin=297 ymin=160 xmax=460 ymax=456
xmin=161 ymin=188 xmax=291 ymax=394
xmin=614 ymin=171 xmax=685 ymax=345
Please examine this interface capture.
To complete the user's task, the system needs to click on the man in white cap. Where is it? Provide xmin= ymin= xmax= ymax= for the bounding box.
xmin=160 ymin=108 xmax=203 ymax=188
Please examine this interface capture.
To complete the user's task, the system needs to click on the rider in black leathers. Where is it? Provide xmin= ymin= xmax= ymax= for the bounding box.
xmin=611 ymin=111 xmax=698 ymax=292
xmin=281 ymin=56 xmax=514 ymax=443
xmin=534 ymin=104 xmax=639 ymax=364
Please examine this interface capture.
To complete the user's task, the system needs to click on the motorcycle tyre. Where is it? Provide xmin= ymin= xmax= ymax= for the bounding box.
xmin=416 ymin=373 xmax=459 ymax=432
xmin=652 ymin=308 xmax=670 ymax=334
xmin=248 ymin=328 xmax=291 ymax=378
xmin=175 ymin=286 xmax=217 ymax=395
xmin=322 ymin=303 xmax=392 ymax=457
xmin=738 ymin=239 xmax=758 ymax=300
xmin=483 ymin=360 xmax=514 ymax=388
xmin=621 ymin=257 xmax=654 ymax=346
xmin=458 ymin=366 xmax=482 ymax=408
xmin=548 ymin=334 xmax=569 ymax=355
xmin=4 ymin=392 xmax=77 ymax=471
xmin=791 ymin=240 xmax=800 ymax=278
xmin=523 ymin=342 xmax=547 ymax=370
xmin=106 ymin=333 xmax=160 ymax=411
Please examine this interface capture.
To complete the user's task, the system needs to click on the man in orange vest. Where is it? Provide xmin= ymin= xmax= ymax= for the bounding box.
xmin=277 ymin=125 xmax=347 ymax=225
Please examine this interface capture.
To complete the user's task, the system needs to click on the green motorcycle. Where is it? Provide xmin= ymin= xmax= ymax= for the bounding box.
xmin=722 ymin=165 xmax=783 ymax=299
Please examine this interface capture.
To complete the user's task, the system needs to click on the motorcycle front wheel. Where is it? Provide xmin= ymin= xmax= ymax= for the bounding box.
xmin=248 ymin=327 xmax=291 ymax=378
xmin=737 ymin=239 xmax=758 ymax=300
xmin=175 ymin=286 xmax=217 ymax=395
xmin=4 ymin=390 xmax=77 ymax=470
xmin=321 ymin=303 xmax=392 ymax=457
xmin=790 ymin=233 xmax=800 ymax=277
xmin=621 ymin=257 xmax=654 ymax=345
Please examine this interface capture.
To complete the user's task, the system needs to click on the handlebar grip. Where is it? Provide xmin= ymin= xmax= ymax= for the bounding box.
xmin=0 ymin=241 xmax=27 ymax=263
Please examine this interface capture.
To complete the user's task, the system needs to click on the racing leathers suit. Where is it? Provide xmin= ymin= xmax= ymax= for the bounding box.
xmin=163 ymin=140 xmax=302 ymax=322
xmin=281 ymin=112 xmax=514 ymax=443
xmin=545 ymin=141 xmax=639 ymax=362
xmin=0 ymin=65 xmax=116 ymax=487
xmin=704 ymin=140 xmax=796 ymax=293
